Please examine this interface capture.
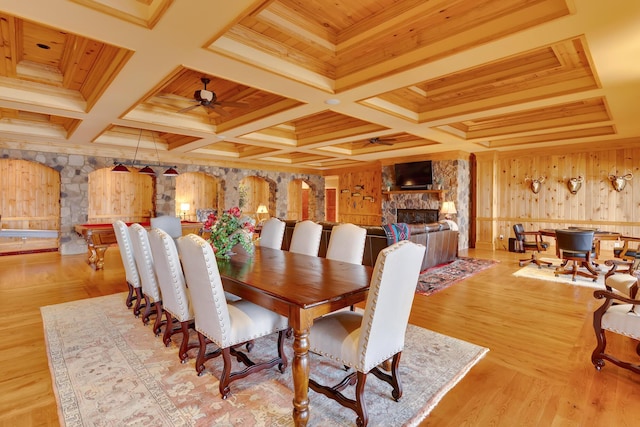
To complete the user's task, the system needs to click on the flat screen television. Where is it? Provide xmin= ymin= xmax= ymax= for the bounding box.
xmin=394 ymin=160 xmax=433 ymax=189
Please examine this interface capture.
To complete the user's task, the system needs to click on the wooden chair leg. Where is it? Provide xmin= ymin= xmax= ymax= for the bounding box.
xmin=152 ymin=301 xmax=164 ymax=336
xmin=141 ymin=295 xmax=153 ymax=325
xmin=125 ymin=282 xmax=135 ymax=308
xmin=132 ymin=287 xmax=144 ymax=316
xmin=519 ymin=253 xmax=552 ymax=269
xmin=162 ymin=310 xmax=174 ymax=346
xmin=178 ymin=321 xmax=197 ymax=363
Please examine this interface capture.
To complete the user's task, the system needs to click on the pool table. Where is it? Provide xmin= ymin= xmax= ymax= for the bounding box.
xmin=74 ymin=221 xmax=202 ymax=270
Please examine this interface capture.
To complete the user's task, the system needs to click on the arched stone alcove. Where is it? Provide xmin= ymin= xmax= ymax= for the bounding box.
xmin=287 ymin=179 xmax=317 ymax=221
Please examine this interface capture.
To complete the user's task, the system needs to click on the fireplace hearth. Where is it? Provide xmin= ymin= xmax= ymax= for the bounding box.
xmin=397 ymin=208 xmax=439 ymax=224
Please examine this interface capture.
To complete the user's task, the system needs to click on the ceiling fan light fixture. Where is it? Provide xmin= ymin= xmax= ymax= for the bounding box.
xmin=196 ymin=89 xmax=214 ymax=102
xmin=138 ymin=165 xmax=156 ymax=175
xmin=111 ymin=163 xmax=130 ymax=173
xmin=163 ymin=166 xmax=179 ymax=177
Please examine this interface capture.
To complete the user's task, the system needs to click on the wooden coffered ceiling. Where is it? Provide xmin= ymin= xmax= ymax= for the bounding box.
xmin=0 ymin=0 xmax=638 ymax=173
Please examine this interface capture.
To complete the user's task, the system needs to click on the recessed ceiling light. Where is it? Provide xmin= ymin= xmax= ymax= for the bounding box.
xmin=324 ymin=98 xmax=340 ymax=105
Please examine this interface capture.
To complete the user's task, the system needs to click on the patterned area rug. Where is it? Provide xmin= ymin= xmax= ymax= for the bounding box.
xmin=41 ymin=293 xmax=488 ymax=427
xmin=416 ymin=257 xmax=499 ymax=296
xmin=512 ymin=257 xmax=606 ymax=289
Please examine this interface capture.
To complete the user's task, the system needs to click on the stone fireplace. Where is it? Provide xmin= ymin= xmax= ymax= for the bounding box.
xmin=397 ymin=208 xmax=439 ymax=224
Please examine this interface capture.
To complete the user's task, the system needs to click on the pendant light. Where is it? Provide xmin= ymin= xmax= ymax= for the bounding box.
xmin=139 ymin=165 xmax=156 ymax=175
xmin=163 ymin=166 xmax=179 ymax=177
xmin=151 ymin=131 xmax=178 ymax=177
xmin=110 ymin=128 xmax=178 ymax=176
xmin=111 ymin=163 xmax=129 ymax=173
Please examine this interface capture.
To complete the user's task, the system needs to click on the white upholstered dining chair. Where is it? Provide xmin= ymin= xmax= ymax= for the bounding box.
xmin=259 ymin=217 xmax=286 ymax=249
xmin=307 ymin=239 xmax=426 ymax=427
xmin=592 ymin=289 xmax=640 ymax=375
xmin=326 ymin=223 xmax=367 ymax=264
xmin=177 ymin=234 xmax=289 ymax=399
xmin=113 ymin=220 xmax=142 ymax=314
xmin=150 ymin=215 xmax=182 ymax=239
xmin=129 ymin=223 xmax=163 ymax=335
xmin=604 ymin=257 xmax=640 ymax=300
xmin=148 ymin=228 xmax=197 ymax=362
xmin=289 ymin=220 xmax=322 ymax=256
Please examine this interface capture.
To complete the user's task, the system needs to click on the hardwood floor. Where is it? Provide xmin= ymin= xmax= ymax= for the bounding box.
xmin=1 ymin=247 xmax=639 ymax=426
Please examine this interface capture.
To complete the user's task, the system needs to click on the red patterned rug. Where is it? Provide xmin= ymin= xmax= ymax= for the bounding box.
xmin=417 ymin=257 xmax=499 ymax=296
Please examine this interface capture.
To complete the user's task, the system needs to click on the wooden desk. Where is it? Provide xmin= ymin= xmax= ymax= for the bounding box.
xmin=74 ymin=221 xmax=202 ymax=270
xmin=216 ymin=247 xmax=372 ymax=426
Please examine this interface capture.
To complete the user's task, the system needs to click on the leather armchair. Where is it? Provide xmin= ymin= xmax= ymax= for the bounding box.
xmin=554 ymin=229 xmax=598 ymax=282
xmin=513 ymin=223 xmax=552 ymax=268
xmin=613 ymin=236 xmax=640 ymax=261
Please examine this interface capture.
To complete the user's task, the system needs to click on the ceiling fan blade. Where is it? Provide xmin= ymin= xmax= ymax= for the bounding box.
xmin=156 ymin=93 xmax=194 ymax=102
xmin=176 ymin=104 xmax=201 ymax=113
xmin=367 ymin=137 xmax=396 ymax=146
xmin=205 ymin=104 xmax=230 ymax=116
xmin=215 ymin=101 xmax=249 ymax=108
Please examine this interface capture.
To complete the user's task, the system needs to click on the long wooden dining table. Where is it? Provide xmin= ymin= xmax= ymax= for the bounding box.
xmin=215 ymin=246 xmax=373 ymax=426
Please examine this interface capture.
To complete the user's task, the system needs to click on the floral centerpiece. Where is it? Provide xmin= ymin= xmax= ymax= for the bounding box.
xmin=203 ymin=207 xmax=255 ymax=260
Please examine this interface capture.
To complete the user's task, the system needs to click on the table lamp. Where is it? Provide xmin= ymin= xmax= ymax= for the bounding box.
xmin=180 ymin=203 xmax=190 ymax=220
xmin=441 ymin=201 xmax=457 ymax=220
xmin=256 ymin=204 xmax=269 ymax=224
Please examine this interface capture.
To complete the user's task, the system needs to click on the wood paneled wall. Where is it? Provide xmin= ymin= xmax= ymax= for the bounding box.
xmin=87 ymin=168 xmax=154 ymax=223
xmin=476 ymin=143 xmax=640 ymax=253
xmin=0 ymin=159 xmax=60 ymax=230
xmin=287 ymin=180 xmax=303 ymax=220
xmin=239 ymin=176 xmax=269 ymax=217
xmin=333 ymin=163 xmax=382 ymax=226
xmin=175 ymin=172 xmax=219 ymax=220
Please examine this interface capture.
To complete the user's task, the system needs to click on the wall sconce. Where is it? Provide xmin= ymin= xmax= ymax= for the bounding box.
xmin=608 ymin=172 xmax=633 ymax=192
xmin=567 ymin=176 xmax=584 ymax=195
xmin=180 ymin=202 xmax=190 ymax=220
xmin=441 ymin=201 xmax=457 ymax=220
xmin=525 ymin=176 xmax=546 ymax=194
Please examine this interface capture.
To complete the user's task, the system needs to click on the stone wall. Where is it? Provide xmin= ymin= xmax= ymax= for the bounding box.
xmin=1 ymin=149 xmax=324 ymax=254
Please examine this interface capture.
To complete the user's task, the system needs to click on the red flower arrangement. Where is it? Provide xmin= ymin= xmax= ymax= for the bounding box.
xmin=203 ymin=207 xmax=255 ymax=259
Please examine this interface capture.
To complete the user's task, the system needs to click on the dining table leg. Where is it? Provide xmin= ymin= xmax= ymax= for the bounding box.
xmin=291 ymin=313 xmax=311 ymax=426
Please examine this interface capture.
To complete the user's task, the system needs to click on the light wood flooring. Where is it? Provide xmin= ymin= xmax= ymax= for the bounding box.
xmin=1 ymin=247 xmax=639 ymax=426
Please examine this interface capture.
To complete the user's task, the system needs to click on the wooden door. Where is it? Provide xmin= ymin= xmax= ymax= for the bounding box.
xmin=301 ymin=188 xmax=309 ymax=220
xmin=325 ymin=188 xmax=336 ymax=222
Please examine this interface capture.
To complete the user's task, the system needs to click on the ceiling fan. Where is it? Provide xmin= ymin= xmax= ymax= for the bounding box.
xmin=364 ymin=137 xmax=396 ymax=146
xmin=172 ymin=77 xmax=249 ymax=116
